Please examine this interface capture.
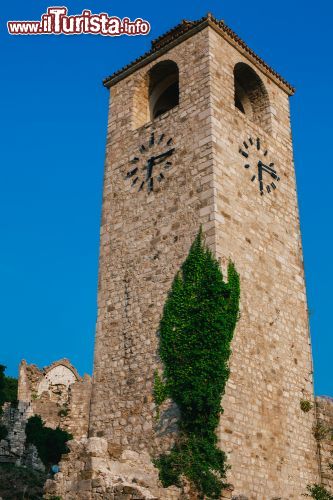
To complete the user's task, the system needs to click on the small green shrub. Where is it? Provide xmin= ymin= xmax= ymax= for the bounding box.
xmin=0 ymin=365 xmax=18 ymax=407
xmin=305 ymin=484 xmax=333 ymax=500
xmin=0 ymin=424 xmax=8 ymax=440
xmin=26 ymin=415 xmax=72 ymax=469
xmin=300 ymin=400 xmax=312 ymax=413
xmin=313 ymin=422 xmax=329 ymax=441
xmin=0 ymin=462 xmax=47 ymax=499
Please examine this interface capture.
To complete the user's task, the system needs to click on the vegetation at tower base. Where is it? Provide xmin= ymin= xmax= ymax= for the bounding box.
xmin=154 ymin=229 xmax=240 ymax=499
xmin=25 ymin=415 xmax=72 ymax=469
xmin=0 ymin=463 xmax=47 ymax=500
xmin=305 ymin=484 xmax=333 ymax=500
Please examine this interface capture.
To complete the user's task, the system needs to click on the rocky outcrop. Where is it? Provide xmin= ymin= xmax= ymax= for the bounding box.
xmin=44 ymin=436 xmax=238 ymax=499
xmin=44 ymin=436 xmax=181 ymax=499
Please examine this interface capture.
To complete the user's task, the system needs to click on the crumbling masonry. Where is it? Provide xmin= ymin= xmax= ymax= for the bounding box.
xmin=0 ymin=359 xmax=91 ymax=470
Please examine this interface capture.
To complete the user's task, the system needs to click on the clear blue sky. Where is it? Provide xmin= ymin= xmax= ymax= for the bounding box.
xmin=1 ymin=1 xmax=332 ymax=395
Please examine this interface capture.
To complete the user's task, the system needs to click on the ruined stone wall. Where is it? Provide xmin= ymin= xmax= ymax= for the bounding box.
xmin=18 ymin=359 xmax=91 ymax=439
xmin=0 ymin=359 xmax=92 ymax=481
xmin=1 ymin=359 xmax=91 ymax=473
xmin=0 ymin=401 xmax=44 ymax=471
xmin=62 ymin=375 xmax=92 ymax=439
xmin=316 ymin=397 xmax=333 ymax=491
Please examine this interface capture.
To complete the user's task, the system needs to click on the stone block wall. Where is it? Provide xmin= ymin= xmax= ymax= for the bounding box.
xmin=316 ymin=397 xmax=333 ymax=490
xmin=207 ymin=27 xmax=319 ymax=498
xmin=44 ymin=15 xmax=329 ymax=500
xmin=90 ymin=27 xmax=214 ymax=459
xmin=86 ymin=19 xmax=320 ymax=498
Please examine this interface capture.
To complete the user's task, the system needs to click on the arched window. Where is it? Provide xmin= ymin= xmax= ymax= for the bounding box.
xmin=234 ymin=62 xmax=271 ymax=133
xmin=149 ymin=61 xmax=179 ymax=120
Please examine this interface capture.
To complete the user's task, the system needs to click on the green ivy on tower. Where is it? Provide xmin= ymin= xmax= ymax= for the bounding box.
xmin=154 ymin=229 xmax=240 ymax=499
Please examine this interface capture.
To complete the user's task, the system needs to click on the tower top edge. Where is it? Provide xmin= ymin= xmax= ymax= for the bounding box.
xmin=102 ymin=13 xmax=295 ymax=96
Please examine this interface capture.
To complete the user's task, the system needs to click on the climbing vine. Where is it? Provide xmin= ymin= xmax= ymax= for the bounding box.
xmin=153 ymin=370 xmax=168 ymax=419
xmin=154 ymin=229 xmax=240 ymax=499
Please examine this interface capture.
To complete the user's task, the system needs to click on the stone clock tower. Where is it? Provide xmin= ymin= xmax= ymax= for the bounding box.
xmin=49 ymin=14 xmax=321 ymax=500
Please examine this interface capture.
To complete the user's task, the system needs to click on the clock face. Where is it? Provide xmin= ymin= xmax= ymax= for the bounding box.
xmin=239 ymin=137 xmax=280 ymax=196
xmin=126 ymin=132 xmax=175 ymax=194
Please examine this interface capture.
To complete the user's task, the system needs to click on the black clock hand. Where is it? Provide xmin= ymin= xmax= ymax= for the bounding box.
xmin=260 ymin=162 xmax=280 ymax=181
xmin=153 ymin=148 xmax=175 ymax=164
xmin=258 ymin=162 xmax=264 ymax=193
xmin=259 ymin=160 xmax=274 ymax=172
xmin=258 ymin=161 xmax=280 ymax=195
xmin=146 ymin=157 xmax=155 ymax=181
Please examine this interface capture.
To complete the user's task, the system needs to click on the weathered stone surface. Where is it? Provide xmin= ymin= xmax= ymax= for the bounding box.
xmin=86 ymin=437 xmax=108 ymax=457
xmin=108 ymin=442 xmax=123 ymax=459
xmin=18 ymin=359 xmax=92 ymax=439
xmin=0 ymin=401 xmax=44 ymax=470
xmin=44 ymin=437 xmax=180 ymax=499
xmin=1 ymin=359 xmax=91 ymax=473
xmin=315 ymin=396 xmax=333 ymax=490
xmin=45 ymin=13 xmax=324 ymax=500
